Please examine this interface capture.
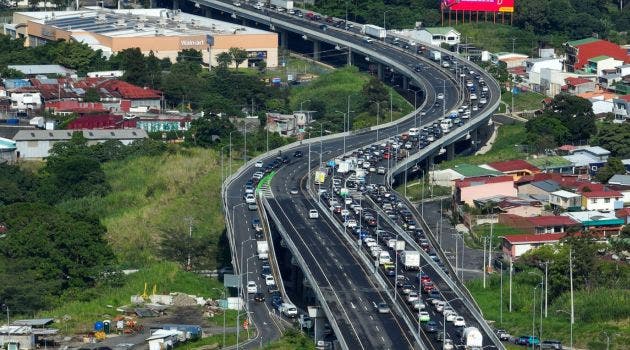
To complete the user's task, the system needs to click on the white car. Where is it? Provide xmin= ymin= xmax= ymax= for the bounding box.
xmin=453 ymin=316 xmax=466 ymax=327
xmin=340 ymin=209 xmax=350 ymax=217
xmin=244 ymin=193 xmax=255 ymax=204
xmin=412 ymin=300 xmax=426 ymax=310
xmin=406 ymin=291 xmax=419 ymax=303
xmin=345 ymin=219 xmax=358 ymax=228
xmin=265 ymin=275 xmax=276 ymax=286
xmin=446 ymin=312 xmax=458 ymax=322
xmin=435 ymin=301 xmax=445 ymax=312
xmin=253 ymin=171 xmax=264 ymax=179
xmin=309 ymin=209 xmax=319 ymax=219
xmin=437 ymin=93 xmax=444 ymax=100
xmin=443 ymin=339 xmax=454 ymax=350
xmin=369 ymin=166 xmax=376 ymax=173
xmin=254 ymin=161 xmax=263 ymax=168
xmin=246 ymin=281 xmax=257 ymax=294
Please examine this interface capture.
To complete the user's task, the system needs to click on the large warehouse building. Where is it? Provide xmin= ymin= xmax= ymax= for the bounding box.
xmin=5 ymin=8 xmax=278 ymax=68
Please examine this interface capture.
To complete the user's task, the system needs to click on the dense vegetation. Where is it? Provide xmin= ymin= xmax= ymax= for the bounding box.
xmin=311 ymin=0 xmax=630 ymax=53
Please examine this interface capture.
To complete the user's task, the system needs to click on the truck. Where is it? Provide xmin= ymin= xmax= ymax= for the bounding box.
xmin=387 ymin=239 xmax=406 ymax=251
xmin=378 ymin=251 xmax=392 ymax=265
xmin=462 ymin=327 xmax=483 ymax=349
xmin=429 ymin=50 xmax=441 ymax=61
xmin=314 ymin=170 xmax=327 ymax=185
xmin=270 ymin=0 xmax=293 ymax=10
xmin=279 ymin=302 xmax=298 ymax=318
xmin=257 ymin=240 xmax=269 ymax=260
xmin=400 ymin=251 xmax=421 ymax=270
xmin=362 ymin=24 xmax=386 ymax=39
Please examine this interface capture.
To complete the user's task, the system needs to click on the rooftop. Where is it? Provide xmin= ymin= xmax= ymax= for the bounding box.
xmin=528 ymin=216 xmax=578 ymax=227
xmin=8 ymin=64 xmax=75 ymax=76
xmin=616 ymin=207 xmax=630 ymax=217
xmin=565 ymin=77 xmax=593 ymax=86
xmin=608 ymin=174 xmax=630 ymax=186
xmin=487 ymin=159 xmax=540 ymax=173
xmin=581 ymin=190 xmax=623 ymax=198
xmin=566 ymin=37 xmax=601 ymax=47
xmin=573 ymin=146 xmax=611 ymax=156
xmin=455 ymin=175 xmax=514 ymax=188
xmin=451 ymin=163 xmax=502 ymax=177
xmin=422 ymin=26 xmax=459 ymax=35
xmin=0 ymin=136 xmax=16 ymax=150
xmin=528 ymin=180 xmax=560 ymax=193
xmin=562 ymin=210 xmax=622 ymax=224
xmin=13 ymin=129 xmax=148 ymax=141
xmin=503 ymin=233 xmax=566 ymax=244
xmin=550 ymin=190 xmax=581 ymax=198
xmin=526 ymin=156 xmax=572 ymax=168
xmin=12 ymin=318 xmax=54 ymax=327
xmin=589 ymin=55 xmax=611 ymax=62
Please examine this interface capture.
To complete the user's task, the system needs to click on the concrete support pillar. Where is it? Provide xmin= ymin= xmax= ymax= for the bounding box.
xmin=377 ymin=63 xmax=384 ymax=80
xmin=471 ymin=128 xmax=479 ymax=150
xmin=347 ymin=47 xmax=352 ymax=66
xmin=313 ymin=40 xmax=320 ymax=61
xmin=308 ymin=307 xmax=325 ymax=344
xmin=203 ymin=7 xmax=211 ymax=18
xmin=447 ymin=143 xmax=455 ymax=160
xmin=402 ymin=75 xmax=409 ymax=90
xmin=280 ymin=30 xmax=288 ymax=49
xmin=172 ymin=0 xmax=179 ymax=10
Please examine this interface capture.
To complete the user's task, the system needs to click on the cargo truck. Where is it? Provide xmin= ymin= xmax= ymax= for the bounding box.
xmin=462 ymin=327 xmax=483 ymax=349
xmin=362 ymin=24 xmax=386 ymax=39
xmin=387 ymin=239 xmax=406 ymax=251
xmin=400 ymin=251 xmax=421 ymax=270
xmin=257 ymin=240 xmax=269 ymax=260
xmin=429 ymin=50 xmax=441 ymax=61
xmin=270 ymin=0 xmax=293 ymax=10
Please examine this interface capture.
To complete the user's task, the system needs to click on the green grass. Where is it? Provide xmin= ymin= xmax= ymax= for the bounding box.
xmin=454 ymin=23 xmax=566 ymax=55
xmin=40 ymin=262 xmax=224 ymax=334
xmin=438 ymin=123 xmax=528 ymax=169
xmin=58 ymin=148 xmax=240 ymax=268
xmin=467 ymin=274 xmax=630 ymax=349
xmin=499 ymin=91 xmax=546 ymax=114
xmin=396 ymin=179 xmax=452 ymax=201
xmin=182 ymin=329 xmax=256 ymax=349
xmin=208 ymin=310 xmax=239 ymax=328
xmin=263 ymin=329 xmax=316 ymax=350
xmin=289 ymin=66 xmax=413 ymax=130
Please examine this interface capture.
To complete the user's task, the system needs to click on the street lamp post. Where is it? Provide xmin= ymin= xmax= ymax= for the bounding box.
xmin=212 ymin=287 xmax=227 ymax=347
xmin=529 ymin=272 xmax=544 ymax=343
xmin=556 ymin=310 xmax=573 ymax=350
xmin=236 ymin=235 xmax=254 ymax=350
xmin=383 ymin=10 xmax=392 ymax=31
xmin=498 ymin=260 xmax=504 ymax=325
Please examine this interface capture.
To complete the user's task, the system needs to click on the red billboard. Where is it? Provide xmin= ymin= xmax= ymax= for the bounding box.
xmin=441 ymin=0 xmax=514 ymax=13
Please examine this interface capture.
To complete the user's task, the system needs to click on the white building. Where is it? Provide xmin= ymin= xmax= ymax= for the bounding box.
xmin=146 ymin=330 xmax=183 ymax=350
xmin=13 ymin=129 xmax=148 ymax=159
xmin=581 ymin=190 xmax=624 ymax=212
xmin=493 ymin=52 xmax=529 ymax=69
xmin=549 ymin=190 xmax=582 ymax=210
xmin=10 ymin=91 xmax=41 ymax=112
xmin=612 ymin=95 xmax=630 ymax=123
xmin=393 ymin=27 xmax=460 ymax=47
xmin=587 ymin=56 xmax=624 ymax=77
xmin=524 ymin=58 xmax=562 ymax=90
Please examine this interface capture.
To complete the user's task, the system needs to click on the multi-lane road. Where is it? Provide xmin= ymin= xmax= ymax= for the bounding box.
xmin=213 ymin=0 xmax=502 ymax=348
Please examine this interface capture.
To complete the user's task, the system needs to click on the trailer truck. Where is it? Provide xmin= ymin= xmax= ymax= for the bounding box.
xmin=257 ymin=240 xmax=269 ymax=260
xmin=270 ymin=0 xmax=293 ymax=11
xmin=400 ymin=251 xmax=421 ymax=270
xmin=462 ymin=327 xmax=483 ymax=349
xmin=363 ymin=24 xmax=386 ymax=39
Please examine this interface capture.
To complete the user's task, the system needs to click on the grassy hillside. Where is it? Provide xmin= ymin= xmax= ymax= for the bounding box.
xmin=58 ymin=148 xmax=238 ymax=268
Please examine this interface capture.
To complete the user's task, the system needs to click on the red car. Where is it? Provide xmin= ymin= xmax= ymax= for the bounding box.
xmin=422 ymin=281 xmax=435 ymax=293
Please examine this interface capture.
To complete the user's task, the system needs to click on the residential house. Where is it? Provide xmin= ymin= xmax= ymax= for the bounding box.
xmin=616 ymin=207 xmax=630 ymax=224
xmin=429 ymin=163 xmax=502 ymax=187
xmin=549 ymin=190 xmax=582 ymax=211
xmin=581 ymin=190 xmax=624 ymax=212
xmin=585 ymin=56 xmax=624 ymax=76
xmin=415 ymin=27 xmax=461 ymax=46
xmin=499 ymin=214 xmax=579 ymax=234
xmin=0 ymin=137 xmax=16 ymax=163
xmin=518 ymin=180 xmax=560 ymax=197
xmin=492 ymin=52 xmax=529 ymax=69
xmin=266 ymin=112 xmax=298 ymax=137
xmin=526 ymin=156 xmax=573 ymax=173
xmin=608 ymin=174 xmax=630 ymax=203
xmin=562 ymin=210 xmax=624 ymax=236
xmin=7 ymin=64 xmax=75 ymax=77
xmin=563 ymin=146 xmax=611 ymax=175
xmin=577 ymin=90 xmax=617 ymax=115
xmin=454 ymin=175 xmax=516 ymax=206
xmin=9 ymin=89 xmax=41 ymax=113
xmin=485 ymin=159 xmax=540 ymax=180
xmin=564 ymin=37 xmax=630 ymax=72
xmin=13 ymin=129 xmax=148 ymax=159
xmin=524 ymin=57 xmax=562 ymax=92
xmin=45 ymin=100 xmax=108 ymax=116
xmin=474 ymin=196 xmax=544 ymax=217
xmin=564 ymin=77 xmax=596 ymax=95
xmin=501 ymin=233 xmax=566 ymax=258
xmin=612 ymin=95 xmax=630 ymax=123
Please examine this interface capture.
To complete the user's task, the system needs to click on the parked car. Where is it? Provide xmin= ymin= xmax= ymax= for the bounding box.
xmin=540 ymin=340 xmax=562 ymax=349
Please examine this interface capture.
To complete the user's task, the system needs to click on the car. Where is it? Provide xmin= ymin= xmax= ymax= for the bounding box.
xmin=406 ymin=291 xmax=419 ymax=303
xmin=496 ymin=329 xmax=511 ymax=341
xmin=244 ymin=193 xmax=255 ymax=204
xmin=290 ymin=188 xmax=299 ymax=195
xmin=445 ymin=311 xmax=458 ymax=322
xmin=423 ymin=321 xmax=438 ymax=333
xmin=422 ymin=281 xmax=435 ymax=293
xmin=363 ymin=36 xmax=374 ymax=43
xmin=254 ymin=161 xmax=263 ymax=168
xmin=344 ymin=219 xmax=357 ymax=228
xmin=252 ymin=171 xmax=264 ymax=180
xmin=245 ymin=185 xmax=254 ymax=194
xmin=400 ymin=284 xmax=414 ymax=295
xmin=540 ymin=340 xmax=562 ymax=349
xmin=265 ymin=275 xmax=276 ymax=286
xmin=267 ymin=284 xmax=279 ymax=294
xmin=308 ymin=209 xmax=319 ymax=219
xmin=437 ymin=93 xmax=444 ymax=100
xmin=253 ymin=292 xmax=265 ymax=302
xmin=232 ymin=1 xmax=241 ymax=6
xmin=376 ymin=302 xmax=390 ymax=314
xmin=261 ymin=264 xmax=271 ymax=278
xmin=443 ymin=339 xmax=454 ymax=350
xmin=293 ymin=150 xmax=303 ymax=157
xmin=418 ymin=311 xmax=430 ymax=322
xmin=453 ymin=316 xmax=465 ymax=327
xmin=248 ymin=203 xmax=258 ymax=211
xmin=246 ymin=281 xmax=257 ymax=294
xmin=411 ymin=300 xmax=426 ymax=310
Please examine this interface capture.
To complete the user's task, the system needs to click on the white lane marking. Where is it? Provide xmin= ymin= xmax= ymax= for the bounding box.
xmin=350 ymin=302 xmax=356 ymax=309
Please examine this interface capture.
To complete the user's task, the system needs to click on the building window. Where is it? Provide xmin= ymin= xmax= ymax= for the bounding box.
xmin=591 ymin=199 xmax=597 ymax=204
xmin=605 ymin=198 xmax=610 ymax=203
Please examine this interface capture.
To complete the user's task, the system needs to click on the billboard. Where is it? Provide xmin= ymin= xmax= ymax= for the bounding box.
xmin=441 ymin=0 xmax=514 ymax=13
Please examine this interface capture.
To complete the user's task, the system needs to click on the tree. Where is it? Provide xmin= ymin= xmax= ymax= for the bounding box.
xmin=595 ymin=157 xmax=626 ymax=183
xmin=53 ymin=41 xmax=97 ymax=73
xmin=228 ymin=47 xmax=249 ymax=70
xmin=592 ymin=123 xmax=630 ymax=158
xmin=525 ymin=115 xmax=570 ymax=147
xmin=540 ymin=94 xmax=596 ymax=143
xmin=216 ymin=52 xmax=233 ymax=69
xmin=117 ymin=48 xmax=150 ymax=87
xmin=362 ymin=76 xmax=388 ymax=111
xmin=177 ymin=48 xmax=203 ymax=63
xmin=83 ymin=87 xmax=100 ymax=102
xmin=188 ymin=116 xmax=236 ymax=147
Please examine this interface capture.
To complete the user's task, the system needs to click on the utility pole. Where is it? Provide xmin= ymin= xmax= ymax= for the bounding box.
xmin=569 ymin=249 xmax=575 ymax=342
xmin=482 ymin=236 xmax=487 ymax=288
xmin=512 ymin=37 xmax=516 ymax=53
xmin=185 ymin=217 xmax=194 ymax=271
xmin=509 ymin=255 xmax=513 ymax=312
xmin=545 ymin=261 xmax=549 ymax=318
xmin=389 ymin=91 xmax=393 ymax=123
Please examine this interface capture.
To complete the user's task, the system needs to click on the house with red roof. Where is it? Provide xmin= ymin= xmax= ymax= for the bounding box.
xmin=454 ymin=175 xmax=516 ymax=206
xmin=501 ymin=233 xmax=566 ymax=258
xmin=46 ymin=100 xmax=108 ymax=116
xmin=564 ymin=37 xmax=630 ymax=72
xmin=485 ymin=159 xmax=540 ymax=180
xmin=66 ymin=114 xmax=136 ymax=130
xmin=499 ymin=214 xmax=579 ymax=234
xmin=563 ymin=77 xmax=596 ymax=95
xmin=581 ymin=190 xmax=624 ymax=212
xmin=616 ymin=207 xmax=630 ymax=225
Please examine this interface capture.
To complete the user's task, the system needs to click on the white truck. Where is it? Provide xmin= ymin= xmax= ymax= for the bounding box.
xmin=256 ymin=240 xmax=269 ymax=260
xmin=429 ymin=50 xmax=441 ymax=61
xmin=400 ymin=251 xmax=420 ymax=270
xmin=279 ymin=302 xmax=298 ymax=318
xmin=462 ymin=327 xmax=483 ymax=349
xmin=270 ymin=0 xmax=293 ymax=11
xmin=387 ymin=239 xmax=406 ymax=251
xmin=363 ymin=24 xmax=386 ymax=39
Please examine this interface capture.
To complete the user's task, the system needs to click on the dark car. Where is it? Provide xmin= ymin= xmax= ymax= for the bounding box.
xmin=540 ymin=340 xmax=562 ymax=349
xmin=293 ymin=150 xmax=303 ymax=157
xmin=268 ymin=284 xmax=279 ymax=294
xmin=253 ymin=293 xmax=265 ymax=302
xmin=271 ymin=295 xmax=283 ymax=310
xmin=423 ymin=321 xmax=438 ymax=333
